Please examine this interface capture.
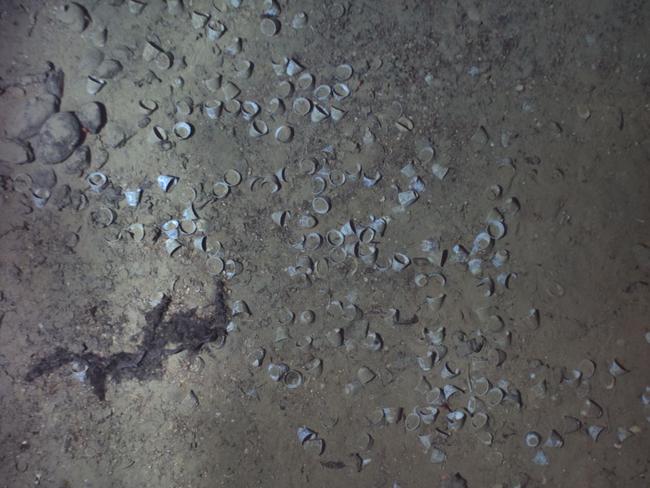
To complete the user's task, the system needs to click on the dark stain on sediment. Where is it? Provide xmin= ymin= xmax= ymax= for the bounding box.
xmin=25 ymin=281 xmax=228 ymax=400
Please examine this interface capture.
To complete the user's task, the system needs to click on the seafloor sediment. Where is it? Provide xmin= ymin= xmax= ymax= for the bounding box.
xmin=0 ymin=1 xmax=648 ymax=487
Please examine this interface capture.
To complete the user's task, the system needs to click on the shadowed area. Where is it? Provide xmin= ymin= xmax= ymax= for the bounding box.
xmin=25 ymin=281 xmax=228 ymax=400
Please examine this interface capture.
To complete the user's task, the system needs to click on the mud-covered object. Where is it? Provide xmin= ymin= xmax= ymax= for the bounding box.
xmin=44 ymin=67 xmax=64 ymax=98
xmin=30 ymin=167 xmax=57 ymax=189
xmin=6 ymin=94 xmax=60 ymax=140
xmin=25 ymin=281 xmax=228 ymax=400
xmin=78 ymin=47 xmax=104 ymax=74
xmin=50 ymin=183 xmax=72 ymax=210
xmin=35 ymin=112 xmax=82 ymax=164
xmin=76 ymin=102 xmax=105 ymax=134
xmin=90 ymin=145 xmax=109 ymax=169
xmin=0 ymin=139 xmax=33 ymax=164
xmin=53 ymin=2 xmax=88 ymax=33
xmin=64 ymin=145 xmax=91 ymax=175
xmin=101 ymin=121 xmax=127 ymax=148
xmin=93 ymin=59 xmax=122 ymax=79
xmin=441 ymin=473 xmax=468 ymax=488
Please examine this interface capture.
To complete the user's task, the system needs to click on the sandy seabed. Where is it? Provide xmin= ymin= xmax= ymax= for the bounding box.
xmin=0 ymin=1 xmax=649 ymax=487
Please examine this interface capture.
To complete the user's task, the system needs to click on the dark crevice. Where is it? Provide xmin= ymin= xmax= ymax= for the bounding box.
xmin=25 ymin=280 xmax=228 ymax=400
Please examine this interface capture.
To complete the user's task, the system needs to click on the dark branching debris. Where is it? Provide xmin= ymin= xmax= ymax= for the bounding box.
xmin=25 ymin=281 xmax=228 ymax=400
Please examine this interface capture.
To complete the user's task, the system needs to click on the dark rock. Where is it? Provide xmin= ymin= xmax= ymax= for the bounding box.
xmin=76 ymin=102 xmax=105 ymax=134
xmin=35 ymin=112 xmax=81 ymax=164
